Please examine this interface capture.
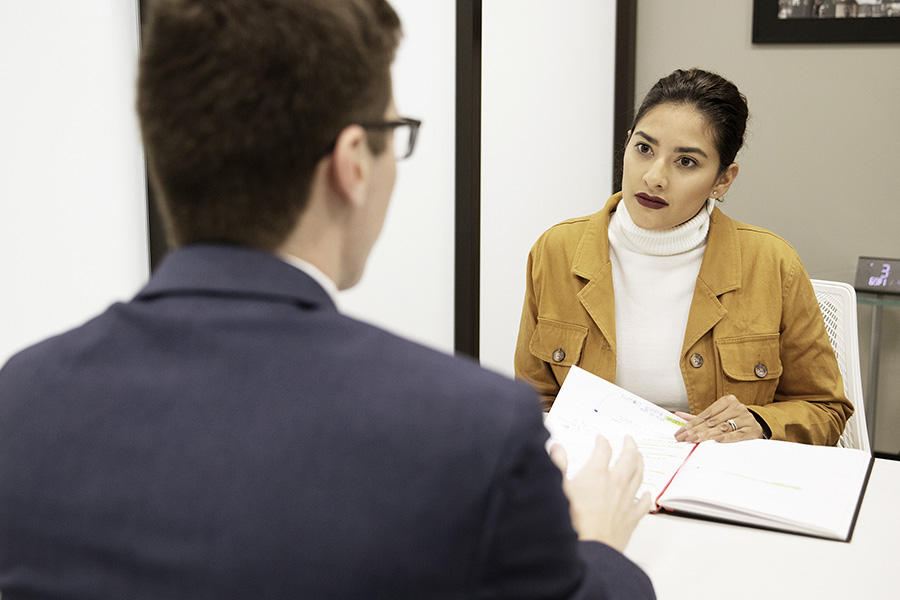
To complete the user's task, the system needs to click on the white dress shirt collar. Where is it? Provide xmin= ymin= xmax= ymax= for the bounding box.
xmin=277 ymin=252 xmax=340 ymax=307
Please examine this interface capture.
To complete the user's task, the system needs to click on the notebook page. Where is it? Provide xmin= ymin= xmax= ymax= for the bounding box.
xmin=658 ymin=439 xmax=871 ymax=537
xmin=544 ymin=366 xmax=695 ymax=501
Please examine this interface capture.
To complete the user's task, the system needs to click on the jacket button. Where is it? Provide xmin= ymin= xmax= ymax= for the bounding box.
xmin=690 ymin=353 xmax=703 ymax=368
xmin=754 ymin=363 xmax=768 ymax=378
xmin=552 ymin=348 xmax=566 ymax=362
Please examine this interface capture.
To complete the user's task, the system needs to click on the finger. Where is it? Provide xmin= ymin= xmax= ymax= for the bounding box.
xmin=672 ymin=412 xmax=696 ymax=440
xmin=616 ymin=437 xmax=645 ymax=493
xmin=582 ymin=435 xmax=613 ymax=473
xmin=686 ymin=395 xmax=739 ymax=432
xmin=679 ymin=415 xmax=720 ymax=440
xmin=673 ymin=413 xmax=692 ymax=439
xmin=624 ymin=492 xmax=655 ymax=542
xmin=701 ymin=397 xmax=735 ymax=428
xmin=682 ymin=427 xmax=719 ymax=443
xmin=636 ymin=491 xmax=654 ymax=515
xmin=716 ymin=414 xmax=750 ymax=434
xmin=549 ymin=443 xmax=569 ymax=474
xmin=709 ymin=399 xmax=753 ymax=432
xmin=674 ymin=424 xmax=701 ymax=442
xmin=713 ymin=416 xmax=764 ymax=443
xmin=718 ymin=418 xmax=739 ymax=434
xmin=618 ymin=435 xmax=639 ymax=461
xmin=681 ymin=409 xmax=715 ymax=433
xmin=712 ymin=429 xmax=742 ymax=443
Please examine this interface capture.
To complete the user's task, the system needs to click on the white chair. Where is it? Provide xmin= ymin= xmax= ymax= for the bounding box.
xmin=811 ymin=279 xmax=871 ymax=453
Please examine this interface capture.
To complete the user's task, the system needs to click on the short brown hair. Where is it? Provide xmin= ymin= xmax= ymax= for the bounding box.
xmin=137 ymin=0 xmax=402 ymax=250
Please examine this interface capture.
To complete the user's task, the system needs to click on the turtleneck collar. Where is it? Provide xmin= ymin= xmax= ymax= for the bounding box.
xmin=610 ymin=197 xmax=716 ymax=257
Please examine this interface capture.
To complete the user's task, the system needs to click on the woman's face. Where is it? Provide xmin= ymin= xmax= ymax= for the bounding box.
xmin=621 ymin=103 xmax=737 ymax=231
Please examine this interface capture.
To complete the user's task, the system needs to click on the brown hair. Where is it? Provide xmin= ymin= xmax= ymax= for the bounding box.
xmin=137 ymin=0 xmax=401 ymax=250
xmin=629 ymin=68 xmax=749 ymax=174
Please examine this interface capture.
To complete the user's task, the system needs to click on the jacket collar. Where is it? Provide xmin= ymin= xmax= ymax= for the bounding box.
xmin=572 ymin=194 xmax=617 ymax=280
xmin=571 ymin=193 xmax=743 ymax=293
xmin=571 ymin=193 xmax=743 ymax=352
xmin=698 ymin=206 xmax=741 ymax=295
xmin=571 ymin=195 xmax=619 ymax=349
xmin=681 ymin=205 xmax=742 ymax=352
xmin=137 ymin=244 xmax=336 ymax=311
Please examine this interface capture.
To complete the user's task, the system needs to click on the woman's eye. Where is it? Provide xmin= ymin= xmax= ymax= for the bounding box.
xmin=678 ymin=157 xmax=697 ymax=168
xmin=635 ymin=143 xmax=652 ymax=154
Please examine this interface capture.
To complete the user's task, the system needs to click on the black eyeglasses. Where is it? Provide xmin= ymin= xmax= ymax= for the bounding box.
xmin=359 ymin=117 xmax=421 ymax=160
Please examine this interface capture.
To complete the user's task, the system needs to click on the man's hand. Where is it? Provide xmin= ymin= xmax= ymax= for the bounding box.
xmin=549 ymin=436 xmax=651 ymax=553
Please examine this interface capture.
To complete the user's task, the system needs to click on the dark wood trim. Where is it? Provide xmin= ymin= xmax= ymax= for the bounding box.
xmin=454 ymin=0 xmax=482 ymax=359
xmin=612 ymin=0 xmax=637 ymax=194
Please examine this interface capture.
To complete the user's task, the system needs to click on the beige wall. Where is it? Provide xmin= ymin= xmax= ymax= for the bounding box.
xmin=635 ymin=0 xmax=900 ymax=453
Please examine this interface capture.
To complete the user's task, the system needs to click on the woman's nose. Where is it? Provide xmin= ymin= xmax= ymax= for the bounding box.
xmin=643 ymin=159 xmax=667 ymax=190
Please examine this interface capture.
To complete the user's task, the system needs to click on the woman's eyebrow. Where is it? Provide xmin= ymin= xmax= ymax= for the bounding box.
xmin=633 ymin=130 xmax=658 ymax=145
xmin=675 ymin=145 xmax=708 ymax=158
xmin=634 ymin=130 xmax=709 ymax=158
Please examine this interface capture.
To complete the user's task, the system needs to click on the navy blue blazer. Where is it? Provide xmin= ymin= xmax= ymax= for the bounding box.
xmin=0 ymin=245 xmax=653 ymax=599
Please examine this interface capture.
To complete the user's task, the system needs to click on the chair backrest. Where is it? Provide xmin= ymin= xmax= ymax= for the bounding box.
xmin=810 ymin=279 xmax=871 ymax=453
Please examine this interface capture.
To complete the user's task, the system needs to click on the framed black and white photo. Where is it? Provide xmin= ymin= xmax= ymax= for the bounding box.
xmin=753 ymin=0 xmax=900 ymax=43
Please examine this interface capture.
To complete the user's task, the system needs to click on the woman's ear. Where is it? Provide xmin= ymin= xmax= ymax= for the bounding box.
xmin=712 ymin=162 xmax=739 ymax=198
xmin=328 ymin=125 xmax=370 ymax=207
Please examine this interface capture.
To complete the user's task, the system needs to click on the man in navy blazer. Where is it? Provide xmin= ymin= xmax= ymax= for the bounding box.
xmin=0 ymin=1 xmax=654 ymax=598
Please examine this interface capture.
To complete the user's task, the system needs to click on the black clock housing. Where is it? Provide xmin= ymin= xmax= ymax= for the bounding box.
xmin=854 ymin=257 xmax=900 ymax=296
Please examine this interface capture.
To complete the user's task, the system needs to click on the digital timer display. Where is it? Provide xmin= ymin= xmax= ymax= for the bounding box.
xmin=854 ymin=257 xmax=900 ymax=296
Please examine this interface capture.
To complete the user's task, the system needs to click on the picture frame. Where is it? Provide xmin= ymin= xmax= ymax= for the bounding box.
xmin=753 ymin=1 xmax=900 ymax=43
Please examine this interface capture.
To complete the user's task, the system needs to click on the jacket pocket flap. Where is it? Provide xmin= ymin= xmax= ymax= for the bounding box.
xmin=530 ymin=318 xmax=588 ymax=366
xmin=717 ymin=334 xmax=783 ymax=382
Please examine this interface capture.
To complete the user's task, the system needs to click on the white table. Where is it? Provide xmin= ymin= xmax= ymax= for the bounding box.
xmin=625 ymin=458 xmax=900 ymax=599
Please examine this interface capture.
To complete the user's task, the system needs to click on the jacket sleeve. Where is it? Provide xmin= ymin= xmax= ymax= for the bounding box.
xmin=514 ymin=241 xmax=562 ymax=409
xmin=471 ymin=404 xmax=655 ymax=600
xmin=746 ymin=258 xmax=854 ymax=445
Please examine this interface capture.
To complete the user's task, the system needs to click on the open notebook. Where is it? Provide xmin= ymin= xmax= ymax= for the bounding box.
xmin=544 ymin=366 xmax=873 ymax=542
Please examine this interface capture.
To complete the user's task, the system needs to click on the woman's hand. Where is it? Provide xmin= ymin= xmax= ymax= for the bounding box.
xmin=673 ymin=394 xmax=764 ymax=443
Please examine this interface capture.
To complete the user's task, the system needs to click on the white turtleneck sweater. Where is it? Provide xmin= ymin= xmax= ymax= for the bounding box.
xmin=607 ymin=198 xmax=715 ymax=413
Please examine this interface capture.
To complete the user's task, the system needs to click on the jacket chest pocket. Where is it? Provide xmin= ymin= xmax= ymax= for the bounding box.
xmin=530 ymin=318 xmax=588 ymax=383
xmin=716 ymin=333 xmax=783 ymax=405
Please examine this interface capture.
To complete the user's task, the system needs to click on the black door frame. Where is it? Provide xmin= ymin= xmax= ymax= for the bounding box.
xmin=453 ymin=0 xmax=636 ymax=358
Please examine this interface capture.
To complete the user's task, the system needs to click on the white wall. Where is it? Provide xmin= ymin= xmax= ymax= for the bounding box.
xmin=634 ymin=0 xmax=900 ymax=453
xmin=0 ymin=1 xmax=148 ymax=366
xmin=339 ymin=0 xmax=457 ymax=355
xmin=479 ymin=0 xmax=618 ymax=376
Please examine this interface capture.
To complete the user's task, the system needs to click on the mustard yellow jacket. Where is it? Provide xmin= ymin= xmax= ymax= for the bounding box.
xmin=515 ymin=194 xmax=853 ymax=445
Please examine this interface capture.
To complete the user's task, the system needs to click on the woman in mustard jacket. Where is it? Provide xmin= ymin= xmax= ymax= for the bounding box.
xmin=514 ymin=69 xmax=852 ymax=446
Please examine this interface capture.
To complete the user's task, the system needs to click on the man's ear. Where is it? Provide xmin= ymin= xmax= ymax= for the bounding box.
xmin=328 ymin=125 xmax=369 ymax=207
